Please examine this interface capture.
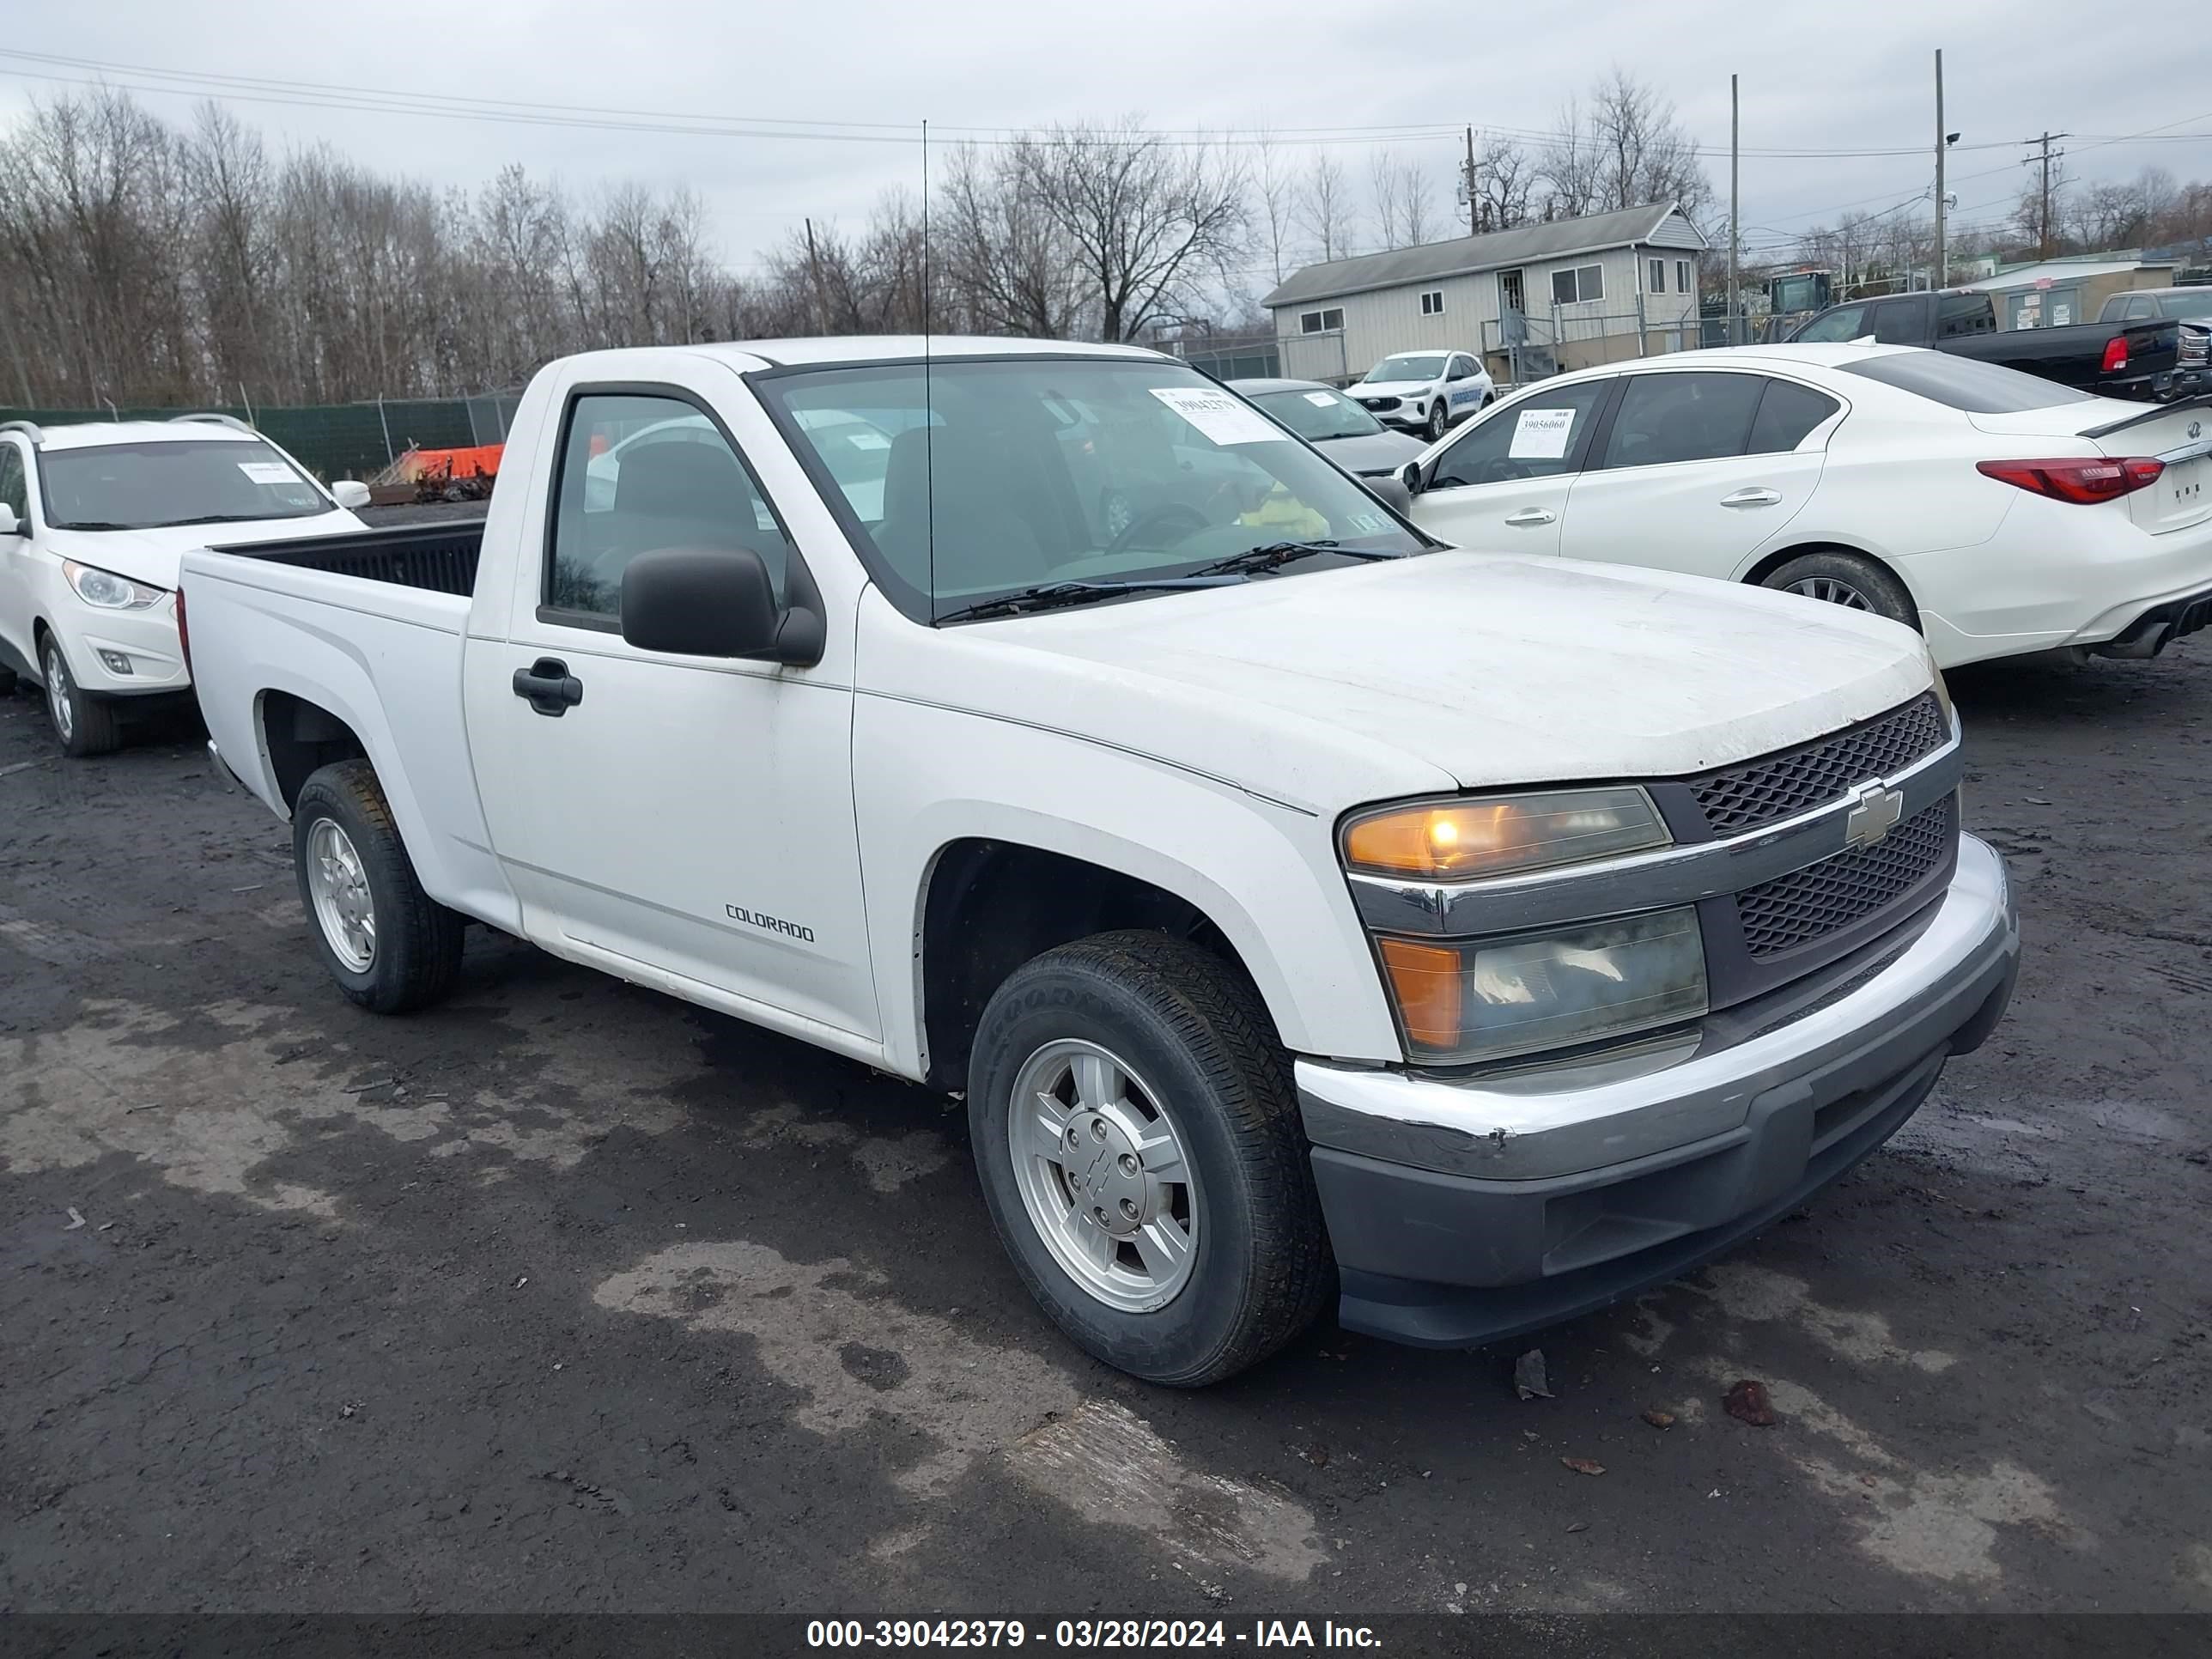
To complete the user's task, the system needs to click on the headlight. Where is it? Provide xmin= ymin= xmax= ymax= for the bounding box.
xmin=1376 ymin=907 xmax=1709 ymax=1064
xmin=1343 ymin=787 xmax=1669 ymax=881
xmin=64 ymin=560 xmax=165 ymax=611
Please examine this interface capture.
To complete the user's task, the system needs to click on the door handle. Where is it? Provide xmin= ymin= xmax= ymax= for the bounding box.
xmin=1720 ymin=487 xmax=1784 ymax=508
xmin=1503 ymin=507 xmax=1557 ymax=526
xmin=512 ymin=657 xmax=584 ymax=717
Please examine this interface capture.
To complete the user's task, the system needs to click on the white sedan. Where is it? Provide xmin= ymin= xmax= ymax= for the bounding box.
xmin=1398 ymin=343 xmax=2212 ymax=669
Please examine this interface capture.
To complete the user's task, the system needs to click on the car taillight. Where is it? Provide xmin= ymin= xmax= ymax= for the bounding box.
xmin=2101 ymin=336 xmax=2129 ymax=374
xmin=175 ymin=586 xmax=191 ymax=675
xmin=1977 ymin=457 xmax=2165 ymax=504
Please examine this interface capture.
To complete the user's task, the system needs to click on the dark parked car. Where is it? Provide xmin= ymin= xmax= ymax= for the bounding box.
xmin=1229 ymin=378 xmax=1428 ymax=477
xmin=2097 ymin=286 xmax=2212 ymax=329
xmin=1790 ymin=289 xmax=2206 ymax=402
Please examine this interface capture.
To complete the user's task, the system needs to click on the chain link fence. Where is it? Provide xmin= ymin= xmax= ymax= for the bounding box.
xmin=0 ymin=394 xmax=524 ymax=482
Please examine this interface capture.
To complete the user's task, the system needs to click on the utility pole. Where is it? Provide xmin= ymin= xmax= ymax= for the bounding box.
xmin=1933 ymin=51 xmax=1946 ymax=291
xmin=2027 ymin=131 xmax=2069 ymax=260
xmin=1462 ymin=126 xmax=1479 ymax=234
xmin=1728 ymin=74 xmax=1741 ymax=346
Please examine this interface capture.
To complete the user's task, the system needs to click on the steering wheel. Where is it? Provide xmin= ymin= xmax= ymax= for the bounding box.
xmin=1105 ymin=501 xmax=1210 ymax=556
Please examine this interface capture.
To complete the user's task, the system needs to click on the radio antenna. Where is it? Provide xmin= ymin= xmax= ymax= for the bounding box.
xmin=922 ymin=117 xmax=936 ymax=622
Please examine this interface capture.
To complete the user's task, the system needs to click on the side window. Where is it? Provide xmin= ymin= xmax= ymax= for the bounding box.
xmin=1599 ymin=373 xmax=1764 ymax=470
xmin=1649 ymin=258 xmax=1666 ymax=293
xmin=546 ymin=392 xmax=791 ymax=623
xmin=1937 ymin=295 xmax=1990 ymax=338
xmin=1677 ymin=259 xmax=1692 ymax=295
xmin=0 ymin=445 xmax=26 ymax=522
xmin=1449 ymin=355 xmax=1475 ymax=380
xmin=1869 ymin=300 xmax=1926 ymax=345
xmin=1747 ymin=380 xmax=1842 ymax=453
xmin=2130 ymin=295 xmax=2157 ymax=320
xmin=1430 ymin=380 xmax=1612 ymax=489
xmin=1794 ymin=305 xmax=1869 ymax=343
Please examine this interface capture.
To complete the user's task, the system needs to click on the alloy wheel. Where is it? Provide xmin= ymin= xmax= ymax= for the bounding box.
xmin=305 ymin=817 xmax=378 ymax=972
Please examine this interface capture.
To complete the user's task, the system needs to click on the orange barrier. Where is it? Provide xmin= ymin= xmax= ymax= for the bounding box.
xmin=391 ymin=442 xmax=502 ymax=483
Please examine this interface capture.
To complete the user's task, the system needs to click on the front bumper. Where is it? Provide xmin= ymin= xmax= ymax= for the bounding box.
xmin=1297 ymin=832 xmax=2018 ymax=1348
xmin=55 ymin=600 xmax=190 ymax=698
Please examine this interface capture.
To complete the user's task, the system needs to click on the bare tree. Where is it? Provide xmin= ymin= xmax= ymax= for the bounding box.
xmin=1369 ymin=150 xmax=1408 ymax=251
xmin=1471 ymin=137 xmax=1538 ymax=232
xmin=1018 ymin=119 xmax=1248 ymax=343
xmin=938 ymin=143 xmax=1088 ymax=337
xmin=1541 ymin=71 xmax=1713 ymax=227
xmin=1250 ymin=131 xmax=1299 ymax=285
xmin=1297 ymin=151 xmax=1356 ymax=263
xmin=1397 ymin=156 xmax=1438 ymax=247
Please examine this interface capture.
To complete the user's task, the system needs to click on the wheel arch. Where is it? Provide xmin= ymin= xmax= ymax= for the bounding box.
xmin=915 ymin=837 xmax=1276 ymax=1092
xmin=258 ymin=687 xmax=369 ymax=812
xmin=1740 ymin=541 xmax=1923 ymax=627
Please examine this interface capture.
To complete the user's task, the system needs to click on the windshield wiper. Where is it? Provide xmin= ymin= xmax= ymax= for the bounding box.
xmin=1183 ymin=540 xmax=1406 ymax=579
xmin=933 ymin=576 xmax=1244 ymax=625
xmin=51 ymin=520 xmax=137 ymax=531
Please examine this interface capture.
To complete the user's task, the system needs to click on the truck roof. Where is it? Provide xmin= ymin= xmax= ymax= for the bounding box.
xmin=673 ymin=336 xmax=1174 ymax=370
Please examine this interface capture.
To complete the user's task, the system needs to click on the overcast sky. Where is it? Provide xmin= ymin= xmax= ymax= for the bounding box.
xmin=2 ymin=0 xmax=2206 ymax=293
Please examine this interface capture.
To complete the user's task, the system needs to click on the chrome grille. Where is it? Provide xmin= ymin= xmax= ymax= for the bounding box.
xmin=1736 ymin=795 xmax=1955 ymax=957
xmin=1688 ymin=694 xmax=1948 ymax=836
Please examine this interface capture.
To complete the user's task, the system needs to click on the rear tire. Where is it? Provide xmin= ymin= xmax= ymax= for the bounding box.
xmin=41 ymin=637 xmax=122 ymax=758
xmin=293 ymin=759 xmax=465 ymax=1014
xmin=1759 ymin=550 xmax=1918 ymax=630
xmin=968 ymin=930 xmax=1334 ymax=1387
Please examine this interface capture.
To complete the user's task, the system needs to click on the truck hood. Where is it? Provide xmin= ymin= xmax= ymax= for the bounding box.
xmin=929 ymin=553 xmax=1932 ymax=805
xmin=44 ymin=508 xmax=364 ymax=591
xmin=1315 ymin=429 xmax=1429 ymax=475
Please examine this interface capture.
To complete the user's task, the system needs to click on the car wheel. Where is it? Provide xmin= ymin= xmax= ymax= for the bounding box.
xmin=1759 ymin=551 xmax=1918 ymax=629
xmin=968 ymin=930 xmax=1334 ymax=1387
xmin=293 ymin=758 xmax=465 ymax=1014
xmin=40 ymin=637 xmax=122 ymax=758
xmin=1425 ymin=402 xmax=1449 ymax=443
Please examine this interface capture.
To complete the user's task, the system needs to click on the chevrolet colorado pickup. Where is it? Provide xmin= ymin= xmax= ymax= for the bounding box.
xmin=181 ymin=338 xmax=2019 ymax=1385
xmin=1790 ymin=288 xmax=2207 ymax=402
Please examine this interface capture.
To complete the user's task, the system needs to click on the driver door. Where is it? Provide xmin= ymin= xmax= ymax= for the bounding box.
xmin=1408 ymin=375 xmax=1618 ymax=555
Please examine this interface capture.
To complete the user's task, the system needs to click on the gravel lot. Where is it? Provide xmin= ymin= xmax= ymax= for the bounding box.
xmin=2 ymin=621 xmax=2209 ymax=1619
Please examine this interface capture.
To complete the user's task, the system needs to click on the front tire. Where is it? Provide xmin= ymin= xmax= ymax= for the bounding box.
xmin=968 ymin=931 xmax=1334 ymax=1386
xmin=1425 ymin=402 xmax=1448 ymax=443
xmin=41 ymin=638 xmax=121 ymax=758
xmin=1759 ymin=550 xmax=1918 ymax=629
xmin=293 ymin=758 xmax=465 ymax=1014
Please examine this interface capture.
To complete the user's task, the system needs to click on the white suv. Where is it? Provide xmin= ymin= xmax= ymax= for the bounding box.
xmin=1349 ymin=350 xmax=1495 ymax=442
xmin=0 ymin=416 xmax=370 ymax=756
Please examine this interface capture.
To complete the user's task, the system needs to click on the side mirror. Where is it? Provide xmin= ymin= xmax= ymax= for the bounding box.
xmin=1364 ymin=475 xmax=1413 ymax=517
xmin=619 ymin=546 xmax=824 ymax=665
xmin=330 ymin=479 xmax=372 ymax=511
xmin=1398 ymin=459 xmax=1425 ymax=496
xmin=0 ymin=504 xmax=21 ymax=536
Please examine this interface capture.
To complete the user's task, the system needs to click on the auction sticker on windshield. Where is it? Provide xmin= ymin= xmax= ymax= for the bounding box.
xmin=1304 ymin=392 xmax=1336 ymax=406
xmin=1151 ymin=387 xmax=1289 ymax=446
xmin=236 ymin=460 xmax=300 ymax=485
xmin=1510 ymin=407 xmax=1576 ymax=460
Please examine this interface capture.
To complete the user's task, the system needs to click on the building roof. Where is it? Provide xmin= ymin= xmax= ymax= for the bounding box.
xmin=1262 ymin=204 xmax=1705 ymax=309
xmin=1971 ymin=258 xmax=2168 ymax=293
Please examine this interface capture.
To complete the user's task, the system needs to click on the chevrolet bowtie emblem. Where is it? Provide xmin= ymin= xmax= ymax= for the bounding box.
xmin=1844 ymin=780 xmax=1905 ymax=848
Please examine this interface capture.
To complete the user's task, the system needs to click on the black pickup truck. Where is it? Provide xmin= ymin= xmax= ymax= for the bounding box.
xmin=1788 ymin=289 xmax=2207 ymax=403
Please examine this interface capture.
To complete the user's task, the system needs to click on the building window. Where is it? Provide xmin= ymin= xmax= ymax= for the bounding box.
xmin=1299 ymin=307 xmax=1345 ymax=334
xmin=1419 ymin=289 xmax=1445 ymax=316
xmin=1649 ymin=258 xmax=1666 ymax=293
xmin=1550 ymin=264 xmax=1605 ymax=307
xmin=1677 ymin=259 xmax=1692 ymax=295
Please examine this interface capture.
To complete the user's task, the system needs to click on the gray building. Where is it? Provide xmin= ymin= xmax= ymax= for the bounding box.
xmin=1263 ymin=204 xmax=1710 ymax=385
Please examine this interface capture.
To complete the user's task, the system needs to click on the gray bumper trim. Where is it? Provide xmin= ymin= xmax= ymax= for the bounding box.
xmin=1297 ymin=832 xmax=2016 ymax=1182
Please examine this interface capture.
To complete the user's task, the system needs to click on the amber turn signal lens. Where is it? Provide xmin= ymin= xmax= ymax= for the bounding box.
xmin=1377 ymin=938 xmax=1464 ymax=1051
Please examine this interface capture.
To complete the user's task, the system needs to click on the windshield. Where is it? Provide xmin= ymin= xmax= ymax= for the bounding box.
xmin=1364 ymin=355 xmax=1447 ymax=383
xmin=760 ymin=357 xmax=1424 ymax=621
xmin=40 ymin=439 xmax=332 ymax=531
xmin=1835 ymin=351 xmax=2092 ymax=413
xmin=1250 ymin=387 xmax=1386 ymax=442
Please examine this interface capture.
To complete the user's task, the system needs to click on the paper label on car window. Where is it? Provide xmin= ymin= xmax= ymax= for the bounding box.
xmin=237 ymin=460 xmax=298 ymax=485
xmin=1509 ymin=407 xmax=1576 ymax=459
xmin=843 ymin=431 xmax=890 ymax=450
xmin=1149 ymin=386 xmax=1288 ymax=444
xmin=1304 ymin=392 xmax=1336 ymax=407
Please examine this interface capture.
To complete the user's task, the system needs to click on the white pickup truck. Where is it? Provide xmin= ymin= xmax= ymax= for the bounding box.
xmin=182 ymin=337 xmax=2019 ymax=1385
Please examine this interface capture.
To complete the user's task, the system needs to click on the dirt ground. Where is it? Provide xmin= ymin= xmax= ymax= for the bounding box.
xmin=2 ymin=626 xmax=2209 ymax=1619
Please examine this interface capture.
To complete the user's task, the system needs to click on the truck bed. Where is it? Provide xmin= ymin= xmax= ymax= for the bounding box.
xmin=212 ymin=520 xmax=485 ymax=597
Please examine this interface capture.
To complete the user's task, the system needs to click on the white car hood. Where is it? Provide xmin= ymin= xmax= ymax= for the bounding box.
xmin=1352 ymin=379 xmax=1437 ymax=400
xmin=45 ymin=509 xmax=363 ymax=590
xmin=923 ymin=553 xmax=1931 ymax=805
